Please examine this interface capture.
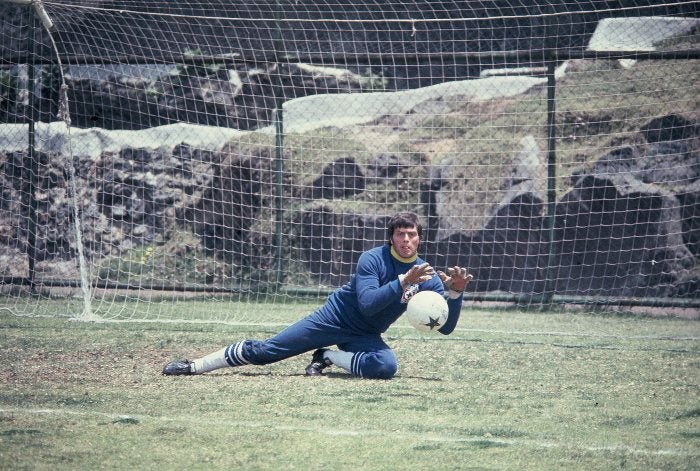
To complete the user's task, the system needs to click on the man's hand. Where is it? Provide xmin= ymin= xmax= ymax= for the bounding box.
xmin=437 ymin=266 xmax=473 ymax=294
xmin=399 ymin=262 xmax=436 ymax=289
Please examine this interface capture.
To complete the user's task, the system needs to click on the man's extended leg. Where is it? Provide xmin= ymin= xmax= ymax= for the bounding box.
xmin=164 ymin=309 xmax=353 ymax=375
xmin=162 ymin=346 xmax=233 ymax=375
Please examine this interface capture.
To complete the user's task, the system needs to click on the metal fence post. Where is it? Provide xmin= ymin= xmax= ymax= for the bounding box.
xmin=273 ymin=0 xmax=285 ymax=287
xmin=543 ymin=58 xmax=558 ymax=304
xmin=26 ymin=5 xmax=39 ymax=293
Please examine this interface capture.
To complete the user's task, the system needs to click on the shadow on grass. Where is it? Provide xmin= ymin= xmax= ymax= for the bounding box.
xmin=174 ymin=369 xmax=443 ymax=382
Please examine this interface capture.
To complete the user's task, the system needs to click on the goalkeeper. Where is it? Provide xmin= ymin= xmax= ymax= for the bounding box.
xmin=163 ymin=211 xmax=472 ymax=379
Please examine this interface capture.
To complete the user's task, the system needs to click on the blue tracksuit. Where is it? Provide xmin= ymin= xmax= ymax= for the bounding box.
xmin=225 ymin=244 xmax=463 ymax=379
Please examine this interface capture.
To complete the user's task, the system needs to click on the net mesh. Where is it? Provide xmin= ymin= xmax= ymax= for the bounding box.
xmin=0 ymin=0 xmax=698 ymax=321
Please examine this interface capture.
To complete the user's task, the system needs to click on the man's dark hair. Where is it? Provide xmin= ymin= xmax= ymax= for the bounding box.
xmin=386 ymin=211 xmax=422 ymax=243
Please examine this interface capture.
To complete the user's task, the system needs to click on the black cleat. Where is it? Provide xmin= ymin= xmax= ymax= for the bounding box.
xmin=305 ymin=349 xmax=332 ymax=376
xmin=163 ymin=359 xmax=194 ymax=375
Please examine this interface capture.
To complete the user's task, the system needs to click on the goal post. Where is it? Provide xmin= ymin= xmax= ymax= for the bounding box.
xmin=0 ymin=1 xmax=698 ymax=322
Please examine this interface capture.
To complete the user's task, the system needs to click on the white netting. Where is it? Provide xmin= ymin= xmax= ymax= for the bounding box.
xmin=0 ymin=1 xmax=698 ymax=321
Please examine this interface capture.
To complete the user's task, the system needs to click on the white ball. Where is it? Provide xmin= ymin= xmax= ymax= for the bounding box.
xmin=405 ymin=290 xmax=449 ymax=332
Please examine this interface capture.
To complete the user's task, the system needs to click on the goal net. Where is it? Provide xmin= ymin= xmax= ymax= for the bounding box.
xmin=1 ymin=1 xmax=698 ymax=322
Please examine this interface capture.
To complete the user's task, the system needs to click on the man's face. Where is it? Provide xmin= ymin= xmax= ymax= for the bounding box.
xmin=391 ymin=225 xmax=420 ymax=259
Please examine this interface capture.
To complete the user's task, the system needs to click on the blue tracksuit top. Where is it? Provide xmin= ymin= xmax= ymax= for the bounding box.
xmin=321 ymin=244 xmax=462 ymax=335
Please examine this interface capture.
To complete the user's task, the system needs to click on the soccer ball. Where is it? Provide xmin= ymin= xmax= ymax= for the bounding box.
xmin=405 ymin=290 xmax=449 ymax=332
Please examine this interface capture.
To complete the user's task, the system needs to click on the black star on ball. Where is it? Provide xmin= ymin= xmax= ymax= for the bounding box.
xmin=423 ymin=316 xmax=442 ymax=330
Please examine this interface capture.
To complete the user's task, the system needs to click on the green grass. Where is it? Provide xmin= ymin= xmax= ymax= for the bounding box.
xmin=1 ymin=303 xmax=698 ymax=470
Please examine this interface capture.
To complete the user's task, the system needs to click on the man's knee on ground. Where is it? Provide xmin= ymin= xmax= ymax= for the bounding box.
xmin=361 ymin=353 xmax=398 ymax=379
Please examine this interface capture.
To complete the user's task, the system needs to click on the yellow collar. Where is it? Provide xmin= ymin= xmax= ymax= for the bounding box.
xmin=390 ymin=245 xmax=417 ymax=263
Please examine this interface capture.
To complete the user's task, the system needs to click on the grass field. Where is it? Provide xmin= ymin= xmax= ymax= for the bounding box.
xmin=1 ymin=301 xmax=698 ymax=470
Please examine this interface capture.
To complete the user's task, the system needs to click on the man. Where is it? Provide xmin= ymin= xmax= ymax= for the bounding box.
xmin=163 ymin=211 xmax=472 ymax=379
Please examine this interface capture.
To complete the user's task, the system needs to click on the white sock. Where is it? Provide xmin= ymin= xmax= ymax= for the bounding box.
xmin=192 ymin=348 xmax=229 ymax=374
xmin=324 ymin=350 xmax=354 ymax=373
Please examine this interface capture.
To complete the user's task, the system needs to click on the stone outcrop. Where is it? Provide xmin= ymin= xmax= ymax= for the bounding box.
xmin=1 ymin=98 xmax=697 ymax=299
xmin=552 ymin=171 xmax=693 ymax=298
